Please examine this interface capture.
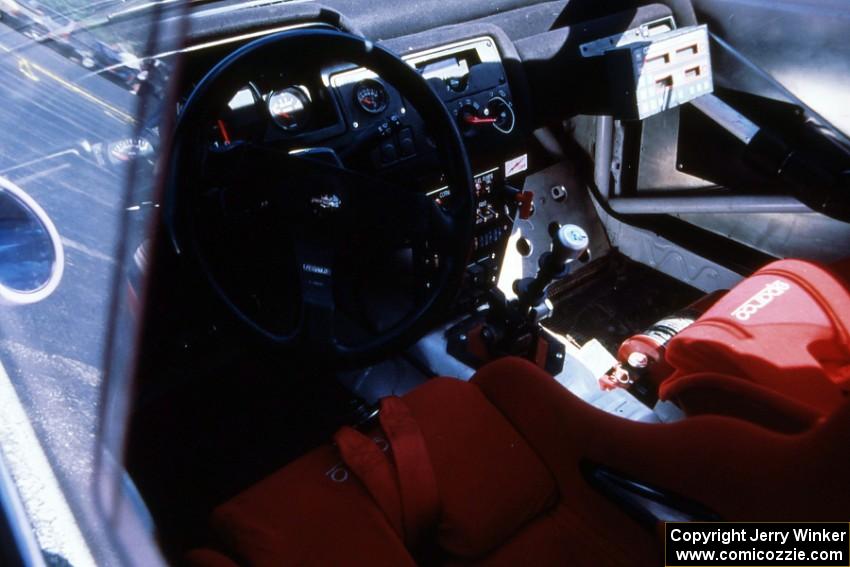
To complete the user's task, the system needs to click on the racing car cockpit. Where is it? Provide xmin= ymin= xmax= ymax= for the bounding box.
xmin=80 ymin=1 xmax=850 ymax=565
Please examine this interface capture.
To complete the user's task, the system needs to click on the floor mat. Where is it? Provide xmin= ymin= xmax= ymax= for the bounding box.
xmin=545 ymin=253 xmax=705 ymax=354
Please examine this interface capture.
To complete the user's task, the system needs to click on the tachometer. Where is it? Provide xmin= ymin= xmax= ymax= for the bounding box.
xmin=354 ymin=79 xmax=389 ymax=114
xmin=267 ymin=86 xmax=311 ymax=132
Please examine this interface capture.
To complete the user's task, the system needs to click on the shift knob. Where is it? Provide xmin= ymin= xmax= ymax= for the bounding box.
xmin=513 ymin=223 xmax=590 ymax=312
xmin=551 ymin=224 xmax=589 ymax=265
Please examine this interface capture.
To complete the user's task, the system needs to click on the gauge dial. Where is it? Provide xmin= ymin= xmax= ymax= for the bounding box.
xmin=486 ymin=96 xmax=516 ymax=134
xmin=267 ymin=87 xmax=311 ymax=131
xmin=354 ymin=79 xmax=389 ymax=114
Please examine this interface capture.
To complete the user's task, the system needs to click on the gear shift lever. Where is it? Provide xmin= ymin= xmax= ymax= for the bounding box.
xmin=447 ymin=224 xmax=589 ymax=375
xmin=513 ymin=224 xmax=589 ymax=314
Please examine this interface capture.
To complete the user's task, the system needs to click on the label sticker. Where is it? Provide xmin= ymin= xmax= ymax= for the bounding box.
xmin=505 ymin=154 xmax=528 ymax=178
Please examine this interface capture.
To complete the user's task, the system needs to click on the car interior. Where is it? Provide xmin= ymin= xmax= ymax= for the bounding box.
xmin=118 ymin=0 xmax=850 ymax=565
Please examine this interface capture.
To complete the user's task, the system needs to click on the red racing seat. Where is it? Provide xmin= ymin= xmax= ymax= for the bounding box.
xmin=187 ymin=357 xmax=850 ymax=567
xmin=661 ymin=258 xmax=850 ymax=432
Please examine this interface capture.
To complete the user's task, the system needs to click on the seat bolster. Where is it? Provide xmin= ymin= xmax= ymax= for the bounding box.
xmin=472 ymin=357 xmax=850 ymax=524
xmin=664 ymin=258 xmax=850 ymax=423
xmin=401 ymin=377 xmax=558 ymax=558
xmin=660 ymin=372 xmax=823 ymax=433
xmin=471 ymin=357 xmax=662 ymax=563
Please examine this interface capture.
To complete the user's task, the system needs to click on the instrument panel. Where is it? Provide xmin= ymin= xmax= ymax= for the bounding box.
xmin=205 ymin=37 xmax=520 ymax=151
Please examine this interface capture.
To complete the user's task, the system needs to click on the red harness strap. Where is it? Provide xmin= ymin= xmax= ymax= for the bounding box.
xmin=379 ymin=396 xmax=440 ymax=546
xmin=334 ymin=396 xmax=440 ymax=548
xmin=333 ymin=426 xmax=404 ymax=536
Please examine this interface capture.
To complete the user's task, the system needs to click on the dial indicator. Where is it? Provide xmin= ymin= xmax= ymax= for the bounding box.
xmin=354 ymin=79 xmax=389 ymax=114
xmin=268 ymin=86 xmax=311 ymax=131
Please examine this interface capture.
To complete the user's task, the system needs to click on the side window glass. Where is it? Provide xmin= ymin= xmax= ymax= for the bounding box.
xmin=0 ymin=3 xmax=181 ymax=564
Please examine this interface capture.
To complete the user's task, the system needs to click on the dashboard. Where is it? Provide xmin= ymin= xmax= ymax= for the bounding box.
xmin=184 ymin=32 xmax=530 ymax=314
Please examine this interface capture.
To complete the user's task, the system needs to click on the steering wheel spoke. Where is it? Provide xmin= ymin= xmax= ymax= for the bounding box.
xmin=294 ymin=238 xmax=339 ymax=353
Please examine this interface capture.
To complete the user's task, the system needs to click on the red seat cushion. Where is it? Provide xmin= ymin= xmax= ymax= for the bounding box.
xmin=662 ymin=259 xmax=850 ymax=427
xmin=205 ymin=376 xmax=557 ymax=565
xmin=210 ymin=443 xmax=416 ymax=567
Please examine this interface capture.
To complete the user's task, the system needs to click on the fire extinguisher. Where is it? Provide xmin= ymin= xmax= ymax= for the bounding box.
xmin=609 ymin=291 xmax=726 ymax=398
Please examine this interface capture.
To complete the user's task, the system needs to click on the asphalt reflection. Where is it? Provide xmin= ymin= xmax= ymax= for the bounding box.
xmin=0 ymin=24 xmax=150 ymax=566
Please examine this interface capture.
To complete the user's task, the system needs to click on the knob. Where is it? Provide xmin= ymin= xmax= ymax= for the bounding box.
xmin=457 ymin=99 xmax=486 ymax=133
xmin=446 ymin=76 xmax=468 ymax=93
xmin=551 ymin=224 xmax=588 ymax=264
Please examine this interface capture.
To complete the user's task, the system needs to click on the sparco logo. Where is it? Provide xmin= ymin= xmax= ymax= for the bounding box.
xmin=731 ymin=279 xmax=791 ymax=322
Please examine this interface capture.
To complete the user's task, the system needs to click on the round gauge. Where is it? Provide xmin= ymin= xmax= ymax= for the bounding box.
xmin=267 ymin=87 xmax=311 ymax=131
xmin=354 ymin=79 xmax=389 ymax=114
xmin=485 ymin=96 xmax=516 ymax=134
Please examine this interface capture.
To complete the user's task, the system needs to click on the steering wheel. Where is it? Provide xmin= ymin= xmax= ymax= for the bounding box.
xmin=168 ymin=29 xmax=474 ymax=367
